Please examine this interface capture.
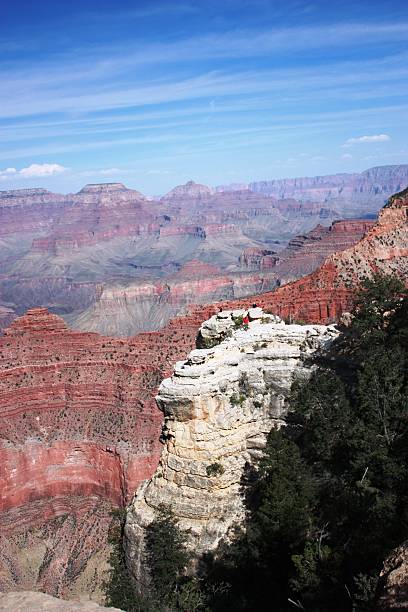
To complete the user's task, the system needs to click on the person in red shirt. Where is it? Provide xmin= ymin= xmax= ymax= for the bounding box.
xmin=243 ymin=314 xmax=249 ymax=325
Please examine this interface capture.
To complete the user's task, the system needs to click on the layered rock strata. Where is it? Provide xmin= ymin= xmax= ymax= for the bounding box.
xmin=125 ymin=309 xmax=338 ymax=577
xmin=1 ymin=167 xmax=401 ymax=337
xmin=250 ymin=164 xmax=408 ymax=215
xmin=202 ymin=188 xmax=408 ymax=323
xmin=0 ymin=308 xmax=166 ymax=598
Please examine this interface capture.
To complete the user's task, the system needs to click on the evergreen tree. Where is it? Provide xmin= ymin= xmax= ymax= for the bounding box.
xmin=144 ymin=504 xmax=191 ymax=602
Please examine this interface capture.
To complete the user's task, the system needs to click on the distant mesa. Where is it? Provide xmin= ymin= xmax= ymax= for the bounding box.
xmin=161 ymin=180 xmax=214 ymax=200
xmin=77 ymin=182 xmax=133 ymax=194
xmin=0 ymin=187 xmax=53 ymax=197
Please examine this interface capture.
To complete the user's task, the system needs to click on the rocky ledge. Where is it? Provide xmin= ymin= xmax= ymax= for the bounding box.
xmin=125 ymin=308 xmax=338 ymax=579
xmin=0 ymin=591 xmax=121 ymax=611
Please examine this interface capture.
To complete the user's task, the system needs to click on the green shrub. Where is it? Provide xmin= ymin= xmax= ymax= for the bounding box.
xmin=206 ymin=462 xmax=225 ymax=477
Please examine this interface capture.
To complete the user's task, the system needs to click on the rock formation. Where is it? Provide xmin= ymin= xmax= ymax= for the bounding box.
xmin=378 ymin=541 xmax=408 ymax=610
xmin=0 ymin=591 xmax=121 ymax=611
xmin=0 ymin=188 xmax=69 ymax=236
xmin=68 ymin=268 xmax=279 ymax=337
xmin=213 ymin=187 xmax=408 ymax=323
xmin=161 ymin=180 xmax=214 ymax=201
xmin=239 ymin=219 xmax=375 ymax=278
xmin=0 ymin=298 xmax=227 ymax=599
xmin=62 ymin=217 xmax=377 ymax=337
xmin=125 ymin=309 xmax=338 ymax=578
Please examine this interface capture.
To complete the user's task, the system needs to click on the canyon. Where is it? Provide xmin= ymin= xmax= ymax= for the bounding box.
xmin=1 ymin=164 xmax=405 ymax=337
xmin=0 ymin=182 xmax=407 ymax=602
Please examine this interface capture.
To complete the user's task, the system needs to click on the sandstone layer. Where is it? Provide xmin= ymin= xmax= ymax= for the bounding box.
xmin=125 ymin=309 xmax=338 ymax=579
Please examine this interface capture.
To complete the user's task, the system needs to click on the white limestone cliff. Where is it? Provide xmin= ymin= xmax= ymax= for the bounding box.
xmin=125 ymin=309 xmax=338 ymax=578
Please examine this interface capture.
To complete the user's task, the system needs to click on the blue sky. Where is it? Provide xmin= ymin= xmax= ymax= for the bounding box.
xmin=1 ymin=0 xmax=407 ymax=194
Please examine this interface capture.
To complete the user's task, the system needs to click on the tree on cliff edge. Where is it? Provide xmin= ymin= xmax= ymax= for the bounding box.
xmin=105 ymin=505 xmax=205 ymax=611
xmin=204 ymin=274 xmax=408 ymax=612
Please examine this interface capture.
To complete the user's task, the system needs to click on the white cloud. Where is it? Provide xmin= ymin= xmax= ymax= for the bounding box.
xmin=341 ymin=153 xmax=353 ymax=160
xmin=0 ymin=167 xmax=17 ymax=175
xmin=18 ymin=163 xmax=67 ymax=178
xmin=345 ymin=134 xmax=391 ymax=145
xmin=0 ymin=167 xmax=17 ymax=180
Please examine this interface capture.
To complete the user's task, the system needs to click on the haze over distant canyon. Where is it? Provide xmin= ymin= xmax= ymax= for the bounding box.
xmin=0 ymin=164 xmax=406 ymax=338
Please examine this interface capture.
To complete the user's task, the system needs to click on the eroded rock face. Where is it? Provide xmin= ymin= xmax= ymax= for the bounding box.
xmin=378 ymin=541 xmax=408 ymax=610
xmin=161 ymin=180 xmax=214 ymax=201
xmin=125 ymin=309 xmax=338 ymax=579
xmin=208 ymin=188 xmax=408 ymax=323
xmin=0 ymin=307 xmax=165 ymax=598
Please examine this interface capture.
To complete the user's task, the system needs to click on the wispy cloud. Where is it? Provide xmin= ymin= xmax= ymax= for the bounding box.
xmin=1 ymin=7 xmax=407 ymax=190
xmin=1 ymin=55 xmax=408 ymax=122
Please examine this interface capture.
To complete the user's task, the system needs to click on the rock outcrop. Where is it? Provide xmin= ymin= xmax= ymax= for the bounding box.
xmin=161 ymin=180 xmax=214 ymax=201
xmin=378 ymin=541 xmax=408 ymax=610
xmin=125 ymin=309 xmax=338 ymax=578
xmin=0 ymin=591 xmax=121 ymax=611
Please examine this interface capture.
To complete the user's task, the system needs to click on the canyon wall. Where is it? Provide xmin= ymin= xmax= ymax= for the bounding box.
xmin=211 ymin=187 xmax=408 ymax=323
xmin=0 ymin=308 xmax=164 ymax=598
xmin=65 ymin=217 xmax=375 ymax=337
xmin=0 ymin=298 xmax=222 ymax=599
xmin=250 ymin=164 xmax=408 ymax=215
